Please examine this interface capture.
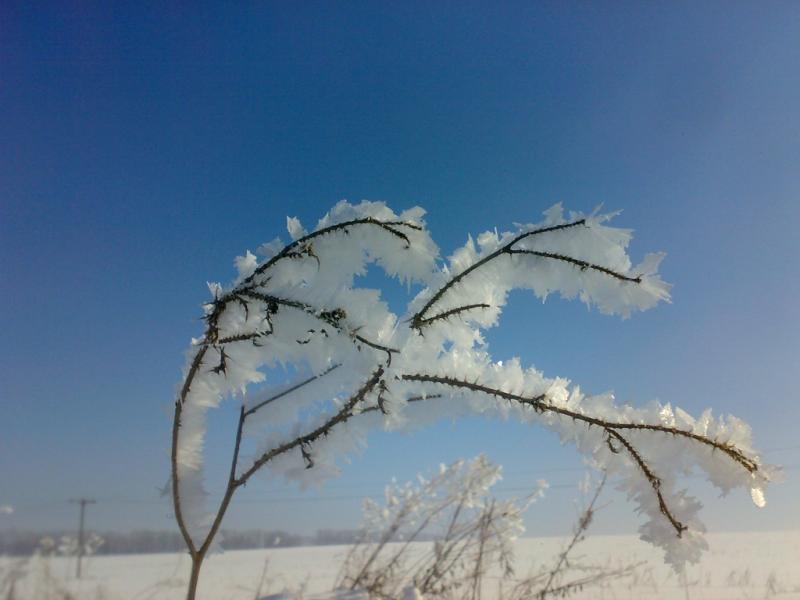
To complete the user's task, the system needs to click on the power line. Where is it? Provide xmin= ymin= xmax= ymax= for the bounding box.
xmin=7 ymin=459 xmax=799 ymax=512
xmin=15 ymin=463 xmax=794 ymax=509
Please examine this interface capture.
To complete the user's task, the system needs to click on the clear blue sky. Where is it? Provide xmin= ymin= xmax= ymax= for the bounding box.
xmin=1 ymin=3 xmax=798 ymax=538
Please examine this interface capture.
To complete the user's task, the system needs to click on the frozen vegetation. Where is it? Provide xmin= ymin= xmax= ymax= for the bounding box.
xmin=169 ymin=202 xmax=775 ymax=597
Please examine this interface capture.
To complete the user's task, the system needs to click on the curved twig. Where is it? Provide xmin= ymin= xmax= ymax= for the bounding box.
xmin=506 ymin=249 xmax=641 ymax=282
xmin=401 ymin=373 xmax=758 ymax=473
xmin=411 ymin=219 xmax=587 ymax=329
xmin=243 ymin=217 xmax=422 ymax=286
xmin=413 ymin=303 xmax=491 ymax=329
xmin=605 ymin=429 xmax=686 ymax=536
xmin=170 ymin=402 xmax=198 ymax=556
xmin=353 ymin=334 xmax=399 ymax=365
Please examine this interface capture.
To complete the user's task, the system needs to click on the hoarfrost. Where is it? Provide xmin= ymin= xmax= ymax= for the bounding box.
xmin=172 ymin=201 xmax=773 ymax=569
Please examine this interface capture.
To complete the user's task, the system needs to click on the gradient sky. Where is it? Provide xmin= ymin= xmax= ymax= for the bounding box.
xmin=1 ymin=3 xmax=799 ymax=539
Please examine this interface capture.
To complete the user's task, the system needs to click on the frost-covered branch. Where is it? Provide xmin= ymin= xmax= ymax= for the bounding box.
xmin=399 ymin=372 xmax=761 ymax=539
xmin=243 ymin=216 xmax=423 ymax=286
xmin=412 ymin=303 xmax=491 ymax=329
xmin=400 ymin=374 xmax=758 ymax=475
xmin=235 ymin=367 xmax=384 ymax=485
xmin=410 ymin=218 xmax=588 ymax=329
xmin=170 ymin=200 xmax=773 ymax=599
xmin=506 ymin=248 xmax=643 ymax=283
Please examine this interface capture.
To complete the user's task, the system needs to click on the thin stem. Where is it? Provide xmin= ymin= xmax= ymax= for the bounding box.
xmin=539 ymin=475 xmax=606 ymax=598
xmin=198 ymin=405 xmax=246 ymax=556
xmin=470 ymin=502 xmax=491 ymax=600
xmin=418 ymin=497 xmax=466 ymax=593
xmin=186 ymin=555 xmax=203 ymax=600
xmin=178 ymin=346 xmax=209 ymax=406
xmin=216 ymin=330 xmax=272 ymax=345
xmin=171 ymin=342 xmax=218 ymax=557
xmin=605 ymin=429 xmax=686 ymax=536
xmin=506 ymin=249 xmax=641 ymax=282
xmin=413 ymin=303 xmax=491 ymax=329
xmin=360 ymin=393 xmax=441 ymax=414
xmin=537 ymin=563 xmax=644 ymax=600
xmin=171 ymin=402 xmax=197 ymax=557
xmin=349 ymin=508 xmax=421 ymax=591
xmin=243 ymin=364 xmax=342 ymax=419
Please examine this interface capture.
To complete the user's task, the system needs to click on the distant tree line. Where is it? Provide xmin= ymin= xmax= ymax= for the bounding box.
xmin=0 ymin=528 xmax=363 ymax=556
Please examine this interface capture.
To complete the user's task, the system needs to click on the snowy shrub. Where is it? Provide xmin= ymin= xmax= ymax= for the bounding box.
xmin=337 ymin=455 xmax=545 ymax=599
xmin=170 ymin=201 xmax=773 ymax=599
xmin=278 ymin=458 xmax=636 ymax=600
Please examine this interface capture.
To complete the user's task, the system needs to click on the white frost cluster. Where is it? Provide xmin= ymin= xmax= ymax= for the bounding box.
xmin=54 ymin=533 xmax=104 ymax=557
xmin=173 ymin=200 xmax=771 ymax=569
xmin=338 ymin=455 xmax=545 ymax=598
xmin=359 ymin=455 xmax=538 ymax=546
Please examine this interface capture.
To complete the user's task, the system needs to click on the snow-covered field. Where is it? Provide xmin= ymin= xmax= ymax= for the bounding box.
xmin=4 ymin=530 xmax=799 ymax=599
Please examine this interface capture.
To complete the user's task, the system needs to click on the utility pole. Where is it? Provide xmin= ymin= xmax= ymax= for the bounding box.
xmin=69 ymin=498 xmax=96 ymax=578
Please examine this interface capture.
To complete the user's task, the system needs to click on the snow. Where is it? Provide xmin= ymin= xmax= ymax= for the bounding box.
xmin=4 ymin=530 xmax=799 ymax=599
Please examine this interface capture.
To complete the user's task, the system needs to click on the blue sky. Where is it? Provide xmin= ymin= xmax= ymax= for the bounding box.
xmin=1 ymin=3 xmax=799 ymax=538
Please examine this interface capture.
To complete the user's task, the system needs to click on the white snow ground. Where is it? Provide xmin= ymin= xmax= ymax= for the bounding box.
xmin=3 ymin=530 xmax=799 ymax=599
